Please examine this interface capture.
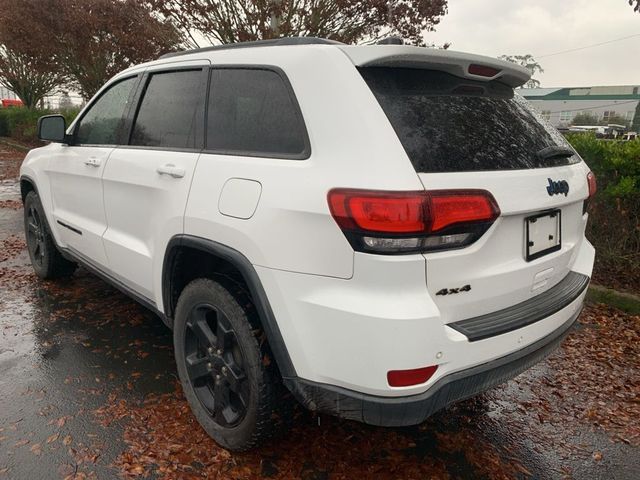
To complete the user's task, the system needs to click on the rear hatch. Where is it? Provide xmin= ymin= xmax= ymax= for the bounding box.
xmin=352 ymin=49 xmax=591 ymax=324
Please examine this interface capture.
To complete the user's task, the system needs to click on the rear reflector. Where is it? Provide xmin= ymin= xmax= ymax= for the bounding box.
xmin=468 ymin=64 xmax=501 ymax=77
xmin=584 ymin=171 xmax=597 ymax=214
xmin=387 ymin=365 xmax=438 ymax=387
xmin=328 ymin=188 xmax=500 ymax=254
xmin=587 ymin=171 xmax=597 ymax=198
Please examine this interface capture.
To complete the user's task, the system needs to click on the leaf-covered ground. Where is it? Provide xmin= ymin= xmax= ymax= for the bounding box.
xmin=1 ymin=149 xmax=639 ymax=479
xmin=0 ymin=143 xmax=24 ymax=182
xmin=91 ymin=303 xmax=639 ymax=480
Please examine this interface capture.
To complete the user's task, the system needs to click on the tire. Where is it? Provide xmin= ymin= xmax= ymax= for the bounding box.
xmin=23 ymin=190 xmax=77 ymax=279
xmin=173 ymin=277 xmax=279 ymax=451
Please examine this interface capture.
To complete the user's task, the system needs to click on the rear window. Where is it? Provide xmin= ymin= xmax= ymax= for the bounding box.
xmin=359 ymin=68 xmax=579 ymax=172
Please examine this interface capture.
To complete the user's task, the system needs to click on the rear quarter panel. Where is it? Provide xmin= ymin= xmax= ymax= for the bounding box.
xmin=184 ymin=45 xmax=425 ymax=279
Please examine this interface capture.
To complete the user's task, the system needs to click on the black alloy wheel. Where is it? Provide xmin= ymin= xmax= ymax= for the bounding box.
xmin=173 ymin=278 xmax=281 ymax=451
xmin=23 ymin=191 xmax=76 ymax=279
xmin=184 ymin=303 xmax=250 ymax=427
xmin=26 ymin=203 xmax=46 ymax=268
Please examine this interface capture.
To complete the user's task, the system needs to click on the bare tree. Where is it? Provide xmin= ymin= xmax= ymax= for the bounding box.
xmin=0 ymin=46 xmax=67 ymax=108
xmin=0 ymin=0 xmax=182 ymax=100
xmin=147 ymin=0 xmax=448 ymax=47
xmin=57 ymin=0 xmax=182 ymax=98
xmin=499 ymin=54 xmax=544 ymax=88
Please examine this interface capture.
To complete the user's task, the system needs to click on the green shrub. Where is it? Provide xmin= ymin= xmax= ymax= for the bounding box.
xmin=0 ymin=107 xmax=80 ymax=144
xmin=567 ymin=134 xmax=640 ymax=197
xmin=60 ymin=108 xmax=81 ymax=127
xmin=566 ymin=134 xmax=640 ymax=274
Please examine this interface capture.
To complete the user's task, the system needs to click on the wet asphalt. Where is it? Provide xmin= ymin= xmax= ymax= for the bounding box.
xmin=0 ymin=151 xmax=638 ymax=479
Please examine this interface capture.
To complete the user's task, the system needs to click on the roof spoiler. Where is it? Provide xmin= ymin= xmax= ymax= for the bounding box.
xmin=339 ymin=45 xmax=531 ymax=89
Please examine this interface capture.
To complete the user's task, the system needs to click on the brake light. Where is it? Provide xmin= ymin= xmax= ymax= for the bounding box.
xmin=328 ymin=189 xmax=500 ymax=254
xmin=468 ymin=64 xmax=501 ymax=78
xmin=329 ymin=190 xmax=426 ymax=233
xmin=387 ymin=365 xmax=438 ymax=387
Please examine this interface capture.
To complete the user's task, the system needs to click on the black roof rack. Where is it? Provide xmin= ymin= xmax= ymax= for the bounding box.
xmin=159 ymin=37 xmax=344 ymax=60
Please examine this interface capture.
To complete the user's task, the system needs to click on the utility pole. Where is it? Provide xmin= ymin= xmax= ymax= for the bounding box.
xmin=270 ymin=0 xmax=282 ymax=37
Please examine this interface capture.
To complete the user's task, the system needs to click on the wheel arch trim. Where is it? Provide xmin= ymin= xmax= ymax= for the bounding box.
xmin=20 ymin=174 xmax=39 ymax=200
xmin=20 ymin=174 xmax=65 ymax=249
xmin=162 ymin=234 xmax=297 ymax=379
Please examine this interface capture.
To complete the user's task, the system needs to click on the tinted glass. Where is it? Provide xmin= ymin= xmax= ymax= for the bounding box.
xmin=75 ymin=77 xmax=137 ymax=145
xmin=207 ymin=69 xmax=307 ymax=157
xmin=131 ymin=70 xmax=203 ymax=149
xmin=360 ymin=68 xmax=579 ymax=172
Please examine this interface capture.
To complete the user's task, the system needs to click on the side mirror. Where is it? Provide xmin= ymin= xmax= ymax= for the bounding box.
xmin=37 ymin=115 xmax=67 ymax=143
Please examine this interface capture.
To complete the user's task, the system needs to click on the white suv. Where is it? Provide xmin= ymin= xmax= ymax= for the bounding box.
xmin=21 ymin=37 xmax=595 ymax=451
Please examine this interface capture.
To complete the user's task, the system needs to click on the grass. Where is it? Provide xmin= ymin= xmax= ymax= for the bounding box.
xmin=587 ymin=285 xmax=640 ymax=315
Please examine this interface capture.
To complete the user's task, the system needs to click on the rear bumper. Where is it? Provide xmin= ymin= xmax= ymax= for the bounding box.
xmin=284 ymin=307 xmax=581 ymax=426
xmin=257 ymin=244 xmax=592 ymax=396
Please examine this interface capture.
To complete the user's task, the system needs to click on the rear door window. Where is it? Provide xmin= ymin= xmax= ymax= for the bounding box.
xmin=206 ymin=68 xmax=308 ymax=158
xmin=359 ymin=67 xmax=578 ymax=172
xmin=131 ymin=70 xmax=203 ymax=149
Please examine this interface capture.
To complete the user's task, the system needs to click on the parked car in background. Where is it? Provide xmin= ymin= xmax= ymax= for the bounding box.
xmin=570 ymin=124 xmax=628 ymax=138
xmin=21 ymin=37 xmax=595 ymax=451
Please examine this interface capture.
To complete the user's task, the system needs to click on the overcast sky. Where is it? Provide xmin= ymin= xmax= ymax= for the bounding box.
xmin=425 ymin=0 xmax=640 ymax=88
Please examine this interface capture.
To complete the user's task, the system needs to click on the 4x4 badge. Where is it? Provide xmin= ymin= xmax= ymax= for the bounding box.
xmin=436 ymin=284 xmax=471 ymax=296
xmin=546 ymin=178 xmax=569 ymax=196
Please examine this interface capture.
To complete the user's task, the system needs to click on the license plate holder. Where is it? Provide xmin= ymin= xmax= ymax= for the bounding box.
xmin=525 ymin=210 xmax=561 ymax=261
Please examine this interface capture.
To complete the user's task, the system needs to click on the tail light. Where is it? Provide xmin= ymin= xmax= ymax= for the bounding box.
xmin=328 ymin=188 xmax=500 ymax=254
xmin=388 ymin=365 xmax=438 ymax=387
xmin=583 ymin=171 xmax=597 ymax=214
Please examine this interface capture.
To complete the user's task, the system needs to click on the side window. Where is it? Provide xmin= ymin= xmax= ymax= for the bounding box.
xmin=131 ymin=70 xmax=203 ymax=149
xmin=206 ymin=68 xmax=308 ymax=157
xmin=75 ymin=77 xmax=137 ymax=145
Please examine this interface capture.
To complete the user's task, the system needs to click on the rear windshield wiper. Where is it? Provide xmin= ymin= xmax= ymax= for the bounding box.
xmin=536 ymin=146 xmax=575 ymax=161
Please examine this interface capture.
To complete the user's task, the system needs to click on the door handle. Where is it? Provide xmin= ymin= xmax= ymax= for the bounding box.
xmin=84 ymin=157 xmax=101 ymax=167
xmin=156 ymin=164 xmax=185 ymax=179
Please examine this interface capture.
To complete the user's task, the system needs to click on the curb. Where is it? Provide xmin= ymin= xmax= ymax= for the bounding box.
xmin=0 ymin=138 xmax=33 ymax=153
xmin=587 ymin=284 xmax=640 ymax=315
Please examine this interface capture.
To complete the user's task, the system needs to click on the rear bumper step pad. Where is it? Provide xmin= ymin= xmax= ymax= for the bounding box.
xmin=448 ymin=271 xmax=589 ymax=342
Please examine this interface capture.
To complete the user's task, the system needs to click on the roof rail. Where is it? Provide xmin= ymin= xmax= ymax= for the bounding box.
xmin=160 ymin=37 xmax=344 ymax=60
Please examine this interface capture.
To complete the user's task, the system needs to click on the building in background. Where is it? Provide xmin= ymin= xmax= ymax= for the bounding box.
xmin=0 ymin=85 xmax=18 ymax=101
xmin=522 ymin=85 xmax=639 ymax=129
